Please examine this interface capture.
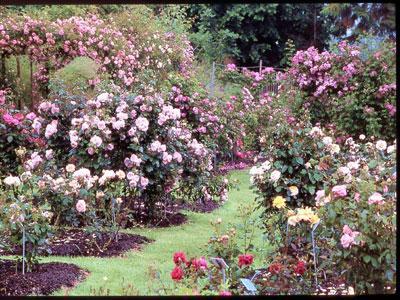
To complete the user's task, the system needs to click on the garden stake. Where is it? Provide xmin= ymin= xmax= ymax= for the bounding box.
xmin=22 ymin=225 xmax=26 ymax=275
xmin=311 ymin=221 xmax=320 ymax=289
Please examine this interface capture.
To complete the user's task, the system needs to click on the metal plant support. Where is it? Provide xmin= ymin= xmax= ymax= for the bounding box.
xmin=286 ymin=220 xmax=320 ymax=289
xmin=22 ymin=226 xmax=26 ymax=275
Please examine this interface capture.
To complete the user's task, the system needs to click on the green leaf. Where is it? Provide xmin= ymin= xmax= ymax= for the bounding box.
xmin=363 ymin=255 xmax=371 ymax=263
xmin=7 ymin=136 xmax=13 ymax=143
xmin=368 ymin=160 xmax=378 ymax=169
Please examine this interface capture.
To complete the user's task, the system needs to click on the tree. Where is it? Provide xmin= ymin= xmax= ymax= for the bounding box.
xmin=322 ymin=3 xmax=396 ymax=41
xmin=186 ymin=4 xmax=334 ymax=66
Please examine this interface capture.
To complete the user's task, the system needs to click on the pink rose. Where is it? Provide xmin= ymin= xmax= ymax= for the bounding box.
xmin=340 ymin=234 xmax=354 ymax=248
xmin=76 ymin=200 xmax=87 ymax=213
xmin=354 ymin=192 xmax=361 ymax=202
xmin=332 ymin=185 xmax=347 ymax=198
xmin=368 ymin=192 xmax=384 ymax=205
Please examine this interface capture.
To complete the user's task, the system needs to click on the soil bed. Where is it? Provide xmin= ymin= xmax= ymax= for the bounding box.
xmin=2 ymin=229 xmax=152 ymax=257
xmin=123 ymin=211 xmax=188 ymax=228
xmin=0 ymin=260 xmax=87 ymax=296
xmin=122 ymin=198 xmax=222 ymax=228
xmin=177 ymin=198 xmax=221 ymax=213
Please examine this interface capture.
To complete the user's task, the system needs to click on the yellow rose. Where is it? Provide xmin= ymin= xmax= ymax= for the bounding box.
xmin=288 ymin=215 xmax=299 ymax=226
xmin=272 ymin=195 xmax=286 ymax=209
xmin=309 ymin=214 xmax=320 ymax=225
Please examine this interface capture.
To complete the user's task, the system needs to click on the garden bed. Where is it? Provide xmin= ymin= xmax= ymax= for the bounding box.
xmin=0 ymin=260 xmax=88 ymax=296
xmin=2 ymin=229 xmax=152 ymax=257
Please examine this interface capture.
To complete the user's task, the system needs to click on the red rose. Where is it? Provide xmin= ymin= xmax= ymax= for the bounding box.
xmin=238 ymin=254 xmax=254 ymax=268
xmin=173 ymin=251 xmax=187 ymax=265
xmin=268 ymin=262 xmax=282 ymax=274
xmin=294 ymin=260 xmax=306 ymax=275
xmin=171 ymin=266 xmax=184 ymax=281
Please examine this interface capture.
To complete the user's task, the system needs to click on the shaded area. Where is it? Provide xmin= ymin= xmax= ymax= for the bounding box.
xmin=2 ymin=229 xmax=152 ymax=258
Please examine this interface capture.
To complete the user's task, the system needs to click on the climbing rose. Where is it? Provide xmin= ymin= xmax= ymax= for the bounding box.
xmin=173 ymin=252 xmax=187 ymax=265
xmin=238 ymin=254 xmax=254 ymax=268
xmin=170 ymin=266 xmax=184 ymax=281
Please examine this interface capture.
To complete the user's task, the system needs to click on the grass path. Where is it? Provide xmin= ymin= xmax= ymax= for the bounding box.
xmin=4 ymin=169 xmax=268 ymax=295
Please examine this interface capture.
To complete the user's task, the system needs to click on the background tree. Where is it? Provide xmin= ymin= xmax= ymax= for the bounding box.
xmin=321 ymin=3 xmax=396 ymax=41
xmin=186 ymin=4 xmax=334 ymax=66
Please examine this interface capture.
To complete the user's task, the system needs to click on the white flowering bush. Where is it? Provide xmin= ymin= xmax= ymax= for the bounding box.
xmin=0 ymin=170 xmax=53 ymax=272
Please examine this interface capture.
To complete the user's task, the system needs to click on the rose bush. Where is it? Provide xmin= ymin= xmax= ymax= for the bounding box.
xmin=315 ymin=137 xmax=396 ymax=294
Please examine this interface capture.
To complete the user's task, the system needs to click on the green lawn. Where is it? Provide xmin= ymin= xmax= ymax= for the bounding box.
xmin=2 ymin=169 xmax=270 ymax=295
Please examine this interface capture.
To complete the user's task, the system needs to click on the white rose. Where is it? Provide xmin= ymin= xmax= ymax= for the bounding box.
xmin=270 ymin=170 xmax=281 ymax=182
xmin=322 ymin=136 xmax=333 ymax=145
xmin=3 ymin=176 xmax=21 ymax=186
xmin=387 ymin=145 xmax=395 ymax=154
xmin=375 ymin=140 xmax=387 ymax=151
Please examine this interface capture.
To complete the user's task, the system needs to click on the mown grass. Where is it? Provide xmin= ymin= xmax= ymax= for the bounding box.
xmin=1 ymin=169 xmax=271 ymax=295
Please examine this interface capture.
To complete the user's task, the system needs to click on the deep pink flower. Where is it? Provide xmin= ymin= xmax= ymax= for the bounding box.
xmin=238 ymin=254 xmax=254 ymax=268
xmin=170 ymin=266 xmax=184 ymax=281
xmin=173 ymin=251 xmax=187 ymax=265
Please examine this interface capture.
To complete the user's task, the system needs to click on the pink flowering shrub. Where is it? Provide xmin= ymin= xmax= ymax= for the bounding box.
xmin=26 ymin=83 xmax=227 ymax=223
xmin=315 ymin=136 xmax=396 ymax=294
xmin=289 ymin=38 xmax=396 ymax=140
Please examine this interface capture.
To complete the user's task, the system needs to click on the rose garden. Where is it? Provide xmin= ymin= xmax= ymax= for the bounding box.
xmin=0 ymin=4 xmax=396 ymax=296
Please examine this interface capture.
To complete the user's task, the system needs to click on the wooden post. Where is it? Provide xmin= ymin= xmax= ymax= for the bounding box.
xmin=209 ymin=61 xmax=216 ymax=98
xmin=30 ymin=60 xmax=34 ymax=110
xmin=259 ymin=60 xmax=262 ymax=75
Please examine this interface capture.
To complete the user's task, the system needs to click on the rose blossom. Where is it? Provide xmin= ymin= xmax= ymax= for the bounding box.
xmin=238 ymin=254 xmax=254 ymax=268
xmin=76 ymin=199 xmax=87 ymax=213
xmin=90 ymin=135 xmax=103 ymax=147
xmin=66 ymin=164 xmax=76 ymax=173
xmin=270 ymin=170 xmax=281 ymax=182
xmin=170 ymin=266 xmax=183 ymax=281
xmin=173 ymin=252 xmax=187 ymax=265
xmin=368 ymin=192 xmax=384 ymax=205
xmin=332 ymin=185 xmax=347 ymax=198
xmin=135 ymin=117 xmax=149 ymax=132
xmin=375 ymin=140 xmax=387 ymax=151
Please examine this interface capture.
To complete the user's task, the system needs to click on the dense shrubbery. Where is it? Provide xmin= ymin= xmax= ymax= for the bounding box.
xmin=250 ymin=123 xmax=396 ymax=294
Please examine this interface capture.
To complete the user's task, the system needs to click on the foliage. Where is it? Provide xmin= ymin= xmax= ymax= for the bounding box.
xmin=187 ymin=4 xmax=333 ymax=66
xmin=316 ymin=137 xmax=396 ymax=294
xmin=289 ymin=38 xmax=396 ymax=140
xmin=321 ymin=3 xmax=396 ymax=40
xmin=0 ymin=163 xmax=53 ymax=272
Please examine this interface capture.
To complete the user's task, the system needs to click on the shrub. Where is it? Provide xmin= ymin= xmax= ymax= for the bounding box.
xmin=289 ymin=38 xmax=396 ymax=140
xmin=316 ymin=137 xmax=396 ymax=294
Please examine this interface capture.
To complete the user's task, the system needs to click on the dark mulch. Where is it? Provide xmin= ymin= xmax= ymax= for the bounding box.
xmin=0 ymin=260 xmax=88 ymax=296
xmin=2 ymin=229 xmax=152 ymax=257
xmin=177 ymin=198 xmax=221 ymax=213
xmin=123 ymin=211 xmax=188 ymax=228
